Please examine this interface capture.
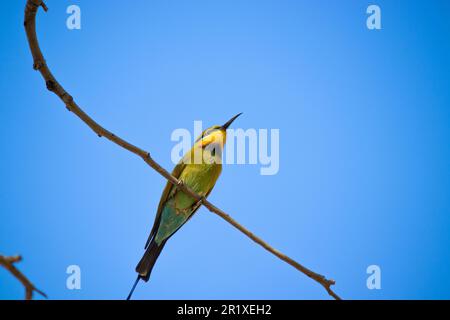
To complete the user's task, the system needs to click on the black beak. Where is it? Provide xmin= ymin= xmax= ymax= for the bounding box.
xmin=222 ymin=113 xmax=243 ymax=130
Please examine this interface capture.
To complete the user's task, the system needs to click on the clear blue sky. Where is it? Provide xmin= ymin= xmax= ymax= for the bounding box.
xmin=1 ymin=0 xmax=450 ymax=299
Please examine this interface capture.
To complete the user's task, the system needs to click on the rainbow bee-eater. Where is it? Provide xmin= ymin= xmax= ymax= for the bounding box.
xmin=127 ymin=113 xmax=242 ymax=300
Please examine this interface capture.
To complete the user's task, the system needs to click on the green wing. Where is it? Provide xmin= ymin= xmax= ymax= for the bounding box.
xmin=152 ymin=185 xmax=212 ymax=245
xmin=144 ymin=159 xmax=186 ymax=249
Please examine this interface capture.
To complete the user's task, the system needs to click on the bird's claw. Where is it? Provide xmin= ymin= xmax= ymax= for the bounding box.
xmin=196 ymin=196 xmax=206 ymax=207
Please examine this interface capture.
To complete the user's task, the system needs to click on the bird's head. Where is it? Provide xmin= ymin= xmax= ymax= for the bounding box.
xmin=194 ymin=113 xmax=242 ymax=150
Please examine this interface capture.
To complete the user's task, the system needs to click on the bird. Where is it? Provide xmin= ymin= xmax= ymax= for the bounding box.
xmin=127 ymin=113 xmax=242 ymax=300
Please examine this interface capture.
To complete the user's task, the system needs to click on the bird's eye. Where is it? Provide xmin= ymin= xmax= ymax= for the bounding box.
xmin=203 ymin=129 xmax=214 ymax=138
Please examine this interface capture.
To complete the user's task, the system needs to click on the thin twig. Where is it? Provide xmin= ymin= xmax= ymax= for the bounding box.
xmin=23 ymin=0 xmax=341 ymax=300
xmin=0 ymin=255 xmax=47 ymax=300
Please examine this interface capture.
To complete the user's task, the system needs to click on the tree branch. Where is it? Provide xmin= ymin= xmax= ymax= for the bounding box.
xmin=0 ymin=255 xmax=47 ymax=300
xmin=23 ymin=0 xmax=341 ymax=300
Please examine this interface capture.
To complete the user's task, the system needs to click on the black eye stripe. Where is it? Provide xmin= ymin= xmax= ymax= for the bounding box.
xmin=203 ymin=129 xmax=217 ymax=138
xmin=196 ymin=127 xmax=221 ymax=143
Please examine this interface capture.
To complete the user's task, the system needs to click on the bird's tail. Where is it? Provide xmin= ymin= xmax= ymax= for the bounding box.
xmin=127 ymin=239 xmax=166 ymax=300
xmin=127 ymin=276 xmax=141 ymax=300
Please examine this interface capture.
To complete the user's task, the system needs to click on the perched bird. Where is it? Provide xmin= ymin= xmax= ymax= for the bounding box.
xmin=127 ymin=113 xmax=242 ymax=300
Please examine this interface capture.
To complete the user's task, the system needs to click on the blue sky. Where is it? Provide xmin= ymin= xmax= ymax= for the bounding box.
xmin=1 ymin=0 xmax=449 ymax=299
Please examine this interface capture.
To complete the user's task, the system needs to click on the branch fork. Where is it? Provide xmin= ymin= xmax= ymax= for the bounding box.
xmin=0 ymin=255 xmax=47 ymax=300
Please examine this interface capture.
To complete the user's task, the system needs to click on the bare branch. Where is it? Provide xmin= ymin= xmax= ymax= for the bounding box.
xmin=0 ymin=255 xmax=47 ymax=300
xmin=23 ymin=0 xmax=341 ymax=300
